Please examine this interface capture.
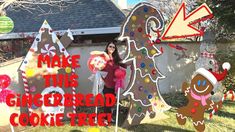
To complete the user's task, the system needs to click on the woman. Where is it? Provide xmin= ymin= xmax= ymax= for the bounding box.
xmin=101 ymin=40 xmax=126 ymax=123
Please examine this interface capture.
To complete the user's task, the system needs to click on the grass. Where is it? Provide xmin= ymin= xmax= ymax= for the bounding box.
xmin=16 ymin=100 xmax=235 ymax=132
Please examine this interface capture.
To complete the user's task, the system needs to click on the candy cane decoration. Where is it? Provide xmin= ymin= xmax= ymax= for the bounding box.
xmin=21 ymin=71 xmax=29 ymax=96
xmin=72 ymin=68 xmax=76 ymax=114
xmin=21 ymin=70 xmax=32 ymax=113
xmin=209 ymin=90 xmax=235 ymax=119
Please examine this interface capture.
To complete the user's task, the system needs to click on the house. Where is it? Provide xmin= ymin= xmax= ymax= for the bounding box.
xmin=0 ymin=0 xmax=125 ymax=60
xmin=0 ymin=0 xmax=126 ymax=94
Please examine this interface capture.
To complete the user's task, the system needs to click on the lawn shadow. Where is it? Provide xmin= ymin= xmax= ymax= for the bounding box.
xmin=127 ymin=124 xmax=193 ymax=132
xmin=70 ymin=130 xmax=82 ymax=132
xmin=222 ymin=100 xmax=235 ymax=106
xmin=216 ymin=110 xmax=235 ymax=119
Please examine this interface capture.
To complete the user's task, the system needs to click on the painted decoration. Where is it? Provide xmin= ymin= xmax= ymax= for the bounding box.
xmin=0 ymin=16 xmax=14 ymax=34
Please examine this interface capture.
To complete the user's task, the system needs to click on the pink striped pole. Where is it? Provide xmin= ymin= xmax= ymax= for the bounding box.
xmin=72 ymin=69 xmax=76 ymax=114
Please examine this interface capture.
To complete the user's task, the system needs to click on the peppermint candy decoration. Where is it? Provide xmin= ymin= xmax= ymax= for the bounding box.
xmin=41 ymin=44 xmax=56 ymax=56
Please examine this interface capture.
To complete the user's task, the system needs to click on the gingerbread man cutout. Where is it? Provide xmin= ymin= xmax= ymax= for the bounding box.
xmin=176 ymin=62 xmax=231 ymax=131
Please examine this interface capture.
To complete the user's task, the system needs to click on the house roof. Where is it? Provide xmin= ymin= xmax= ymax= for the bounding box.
xmin=4 ymin=0 xmax=125 ymax=36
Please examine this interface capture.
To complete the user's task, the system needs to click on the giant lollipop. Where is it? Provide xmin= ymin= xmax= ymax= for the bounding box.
xmin=87 ymin=51 xmax=109 ymax=73
xmin=87 ymin=51 xmax=109 ymax=122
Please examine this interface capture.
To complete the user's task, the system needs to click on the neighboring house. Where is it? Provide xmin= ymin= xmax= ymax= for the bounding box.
xmin=0 ymin=0 xmax=125 ymax=62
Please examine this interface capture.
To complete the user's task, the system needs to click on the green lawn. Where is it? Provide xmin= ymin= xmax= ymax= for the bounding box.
xmin=17 ymin=100 xmax=235 ymax=132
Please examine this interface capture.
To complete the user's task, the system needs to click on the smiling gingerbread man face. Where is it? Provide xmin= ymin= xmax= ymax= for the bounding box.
xmin=190 ymin=74 xmax=213 ymax=96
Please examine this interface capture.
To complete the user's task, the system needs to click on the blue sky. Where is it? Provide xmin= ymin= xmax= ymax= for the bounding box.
xmin=127 ymin=0 xmax=144 ymax=6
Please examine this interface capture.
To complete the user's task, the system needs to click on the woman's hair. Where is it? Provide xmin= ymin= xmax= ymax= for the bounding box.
xmin=104 ymin=40 xmax=122 ymax=65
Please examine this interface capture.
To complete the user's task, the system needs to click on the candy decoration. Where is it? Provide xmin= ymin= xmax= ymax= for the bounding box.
xmin=140 ymin=63 xmax=145 ymax=68
xmin=65 ymin=67 xmax=72 ymax=73
xmin=137 ymin=107 xmax=142 ymax=112
xmin=148 ymin=94 xmax=152 ymax=99
xmin=156 ymin=39 xmax=161 ymax=44
xmin=143 ymin=100 xmax=147 ymax=104
xmin=139 ymin=86 xmax=143 ymax=91
xmin=138 ymin=27 xmax=142 ymax=32
xmin=25 ymin=69 xmax=35 ymax=78
xmin=144 ymin=7 xmax=148 ymax=12
xmin=0 ymin=16 xmax=14 ymax=33
xmin=41 ymin=44 xmax=56 ymax=56
xmin=130 ymin=32 xmax=135 ymax=37
xmin=30 ymin=86 xmax=36 ymax=92
xmin=131 ymin=16 xmax=137 ymax=21
xmin=87 ymin=51 xmax=108 ymax=73
xmin=150 ymin=49 xmax=156 ymax=55
xmin=152 ymin=69 xmax=157 ymax=75
xmin=209 ymin=90 xmax=235 ymax=119
xmin=0 ymin=75 xmax=11 ymax=89
xmin=141 ymin=49 xmax=146 ymax=55
xmin=144 ymin=77 xmax=150 ymax=83
xmin=72 ymin=69 xmax=77 ymax=114
xmin=144 ymin=89 xmax=148 ymax=94
xmin=21 ymin=71 xmax=30 ymax=96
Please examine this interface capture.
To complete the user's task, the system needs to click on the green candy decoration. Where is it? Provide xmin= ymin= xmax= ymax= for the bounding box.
xmin=137 ymin=107 xmax=142 ymax=112
xmin=0 ymin=16 xmax=14 ymax=33
xmin=141 ymin=49 xmax=147 ymax=55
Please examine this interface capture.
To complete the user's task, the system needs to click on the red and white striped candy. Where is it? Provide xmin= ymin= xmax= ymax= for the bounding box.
xmin=21 ymin=70 xmax=32 ymax=114
xmin=209 ymin=90 xmax=235 ymax=119
xmin=72 ymin=68 xmax=76 ymax=114
xmin=41 ymin=44 xmax=56 ymax=56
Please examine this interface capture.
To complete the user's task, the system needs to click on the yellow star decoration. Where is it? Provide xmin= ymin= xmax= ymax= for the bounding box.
xmin=87 ymin=127 xmax=100 ymax=132
xmin=26 ymin=69 xmax=35 ymax=77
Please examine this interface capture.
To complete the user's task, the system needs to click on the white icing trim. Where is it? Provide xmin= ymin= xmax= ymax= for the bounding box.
xmin=67 ymin=29 xmax=74 ymax=40
xmin=208 ymin=100 xmax=214 ymax=110
xmin=176 ymin=113 xmax=187 ymax=119
xmin=184 ymin=87 xmax=190 ymax=96
xmin=193 ymin=120 xmax=204 ymax=126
